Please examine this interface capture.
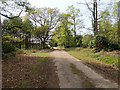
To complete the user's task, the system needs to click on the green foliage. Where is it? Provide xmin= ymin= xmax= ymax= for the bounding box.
xmin=88 ymin=50 xmax=105 ymax=58
xmin=34 ymin=25 xmax=49 ymax=49
xmin=31 ymin=52 xmax=50 ymax=57
xmin=49 ymin=39 xmax=58 ymax=47
xmin=88 ymin=40 xmax=95 ymax=48
xmin=10 ymin=52 xmax=16 ymax=57
xmin=94 ymin=34 xmax=120 ymax=52
xmin=51 ymin=13 xmax=74 ymax=48
xmin=2 ymin=18 xmax=23 ymax=42
xmin=2 ymin=52 xmax=16 ymax=59
xmin=89 ymin=50 xmax=118 ymax=67
xmin=107 ymin=40 xmax=120 ymax=51
xmin=65 ymin=47 xmax=119 ymax=67
xmin=76 ymin=35 xmax=83 ymax=47
xmin=99 ymin=1 xmax=118 ymax=42
xmin=49 ymin=47 xmax=54 ymax=50
xmin=2 ymin=42 xmax=17 ymax=53
xmin=97 ymin=55 xmax=118 ymax=67
xmin=33 ymin=46 xmax=42 ymax=50
xmin=2 ymin=53 xmax=9 ymax=59
xmin=94 ymin=34 xmax=109 ymax=52
xmin=82 ymin=34 xmax=93 ymax=47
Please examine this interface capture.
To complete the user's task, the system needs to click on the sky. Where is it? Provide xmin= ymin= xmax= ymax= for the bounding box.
xmin=1 ymin=0 xmax=117 ymax=35
xmin=27 ymin=0 xmax=115 ymax=35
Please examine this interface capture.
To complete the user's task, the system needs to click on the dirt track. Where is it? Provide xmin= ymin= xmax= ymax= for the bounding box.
xmin=50 ymin=49 xmax=118 ymax=88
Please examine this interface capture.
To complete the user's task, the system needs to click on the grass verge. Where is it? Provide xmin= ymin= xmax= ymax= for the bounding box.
xmin=65 ymin=47 xmax=118 ymax=67
xmin=31 ymin=52 xmax=50 ymax=57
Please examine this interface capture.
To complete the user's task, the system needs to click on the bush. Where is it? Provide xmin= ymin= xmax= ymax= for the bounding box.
xmin=2 ymin=42 xmax=17 ymax=53
xmin=33 ymin=46 xmax=42 ymax=50
xmin=10 ymin=52 xmax=16 ymax=57
xmin=94 ymin=34 xmax=109 ymax=52
xmin=2 ymin=52 xmax=16 ymax=59
xmin=94 ymin=34 xmax=120 ymax=52
xmin=107 ymin=40 xmax=120 ymax=51
xmin=82 ymin=34 xmax=93 ymax=47
xmin=2 ymin=53 xmax=9 ymax=59
xmin=49 ymin=47 xmax=54 ymax=50
xmin=89 ymin=40 xmax=95 ymax=48
xmin=76 ymin=35 xmax=83 ymax=47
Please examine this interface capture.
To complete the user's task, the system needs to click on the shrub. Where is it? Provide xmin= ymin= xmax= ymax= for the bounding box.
xmin=89 ymin=40 xmax=95 ymax=48
xmin=2 ymin=52 xmax=16 ymax=59
xmin=49 ymin=47 xmax=54 ymax=50
xmin=2 ymin=53 xmax=9 ymax=59
xmin=33 ymin=46 xmax=42 ymax=50
xmin=94 ymin=34 xmax=109 ymax=52
xmin=76 ymin=35 xmax=83 ymax=47
xmin=107 ymin=40 xmax=120 ymax=51
xmin=82 ymin=34 xmax=93 ymax=47
xmin=10 ymin=52 xmax=16 ymax=57
xmin=94 ymin=34 xmax=120 ymax=52
xmin=2 ymin=42 xmax=17 ymax=53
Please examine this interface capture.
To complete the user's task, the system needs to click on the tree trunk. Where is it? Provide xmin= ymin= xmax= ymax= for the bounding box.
xmin=95 ymin=1 xmax=98 ymax=35
xmin=93 ymin=1 xmax=96 ymax=36
xmin=73 ymin=18 xmax=77 ymax=47
xmin=25 ymin=36 xmax=29 ymax=49
xmin=93 ymin=0 xmax=98 ymax=36
xmin=19 ymin=34 xmax=22 ymax=49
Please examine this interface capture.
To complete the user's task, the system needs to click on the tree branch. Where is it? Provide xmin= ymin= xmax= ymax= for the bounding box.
xmin=0 ymin=9 xmax=23 ymax=19
xmin=85 ymin=0 xmax=93 ymax=13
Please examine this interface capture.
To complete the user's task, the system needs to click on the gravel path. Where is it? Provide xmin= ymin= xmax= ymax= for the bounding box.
xmin=50 ymin=49 xmax=118 ymax=88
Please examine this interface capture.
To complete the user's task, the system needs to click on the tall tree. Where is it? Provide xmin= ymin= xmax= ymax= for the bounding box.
xmin=118 ymin=1 xmax=120 ymax=43
xmin=28 ymin=7 xmax=61 ymax=48
xmin=79 ymin=0 xmax=100 ymax=35
xmin=66 ymin=5 xmax=82 ymax=46
xmin=2 ymin=18 xmax=34 ymax=49
xmin=52 ymin=14 xmax=74 ymax=47
xmin=2 ymin=18 xmax=23 ymax=47
xmin=22 ymin=19 xmax=33 ymax=49
xmin=99 ymin=1 xmax=119 ymax=42
xmin=34 ymin=25 xmax=49 ymax=49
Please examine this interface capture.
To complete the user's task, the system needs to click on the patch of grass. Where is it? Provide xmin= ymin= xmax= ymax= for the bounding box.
xmin=65 ymin=47 xmax=118 ymax=67
xmin=71 ymin=64 xmax=95 ymax=88
xmin=88 ymin=51 xmax=118 ymax=67
xmin=65 ymin=47 xmax=98 ymax=63
xmin=55 ymin=46 xmax=65 ymax=49
xmin=88 ymin=53 xmax=102 ymax=58
xmin=71 ymin=64 xmax=84 ymax=76
xmin=64 ymin=48 xmax=74 ymax=51
xmin=31 ymin=52 xmax=50 ymax=57
xmin=97 ymin=55 xmax=118 ymax=67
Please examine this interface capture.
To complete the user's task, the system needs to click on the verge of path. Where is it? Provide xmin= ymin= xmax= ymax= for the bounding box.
xmin=50 ymin=49 xmax=118 ymax=88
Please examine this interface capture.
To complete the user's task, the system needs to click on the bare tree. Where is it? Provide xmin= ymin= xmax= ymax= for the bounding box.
xmin=78 ymin=0 xmax=101 ymax=35
xmin=0 ymin=0 xmax=30 ymax=19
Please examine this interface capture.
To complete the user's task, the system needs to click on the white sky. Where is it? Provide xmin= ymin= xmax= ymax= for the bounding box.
xmin=1 ymin=0 xmax=118 ymax=35
xmin=28 ymin=0 xmax=116 ymax=35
